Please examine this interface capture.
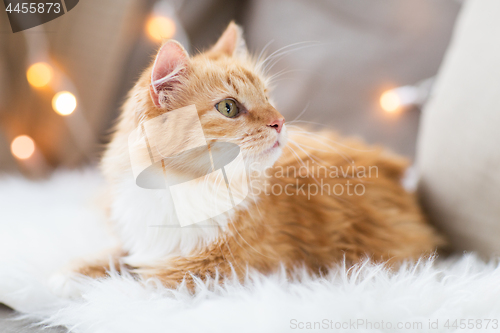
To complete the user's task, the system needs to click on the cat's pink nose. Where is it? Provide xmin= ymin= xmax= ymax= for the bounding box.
xmin=268 ymin=118 xmax=285 ymax=133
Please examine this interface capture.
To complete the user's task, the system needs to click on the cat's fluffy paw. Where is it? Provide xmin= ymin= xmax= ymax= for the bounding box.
xmin=48 ymin=271 xmax=87 ymax=299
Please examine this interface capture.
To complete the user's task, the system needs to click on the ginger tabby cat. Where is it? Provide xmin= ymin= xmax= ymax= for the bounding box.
xmin=50 ymin=22 xmax=443 ymax=297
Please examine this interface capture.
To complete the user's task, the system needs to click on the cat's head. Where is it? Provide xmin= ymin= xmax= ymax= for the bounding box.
xmin=136 ymin=22 xmax=286 ymax=175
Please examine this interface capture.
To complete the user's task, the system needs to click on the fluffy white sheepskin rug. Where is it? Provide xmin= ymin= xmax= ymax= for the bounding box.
xmin=1 ymin=170 xmax=500 ymax=333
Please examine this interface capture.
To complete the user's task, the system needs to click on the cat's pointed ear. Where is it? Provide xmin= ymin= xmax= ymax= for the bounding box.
xmin=209 ymin=21 xmax=248 ymax=58
xmin=150 ymin=40 xmax=189 ymax=107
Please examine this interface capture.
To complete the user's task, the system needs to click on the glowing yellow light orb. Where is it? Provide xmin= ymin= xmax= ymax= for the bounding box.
xmin=146 ymin=16 xmax=176 ymax=41
xmin=26 ymin=62 xmax=53 ymax=88
xmin=52 ymin=91 xmax=77 ymax=116
xmin=11 ymin=135 xmax=35 ymax=160
xmin=380 ymin=90 xmax=401 ymax=113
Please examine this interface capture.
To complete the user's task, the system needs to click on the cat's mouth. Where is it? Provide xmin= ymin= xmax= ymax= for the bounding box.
xmin=267 ymin=129 xmax=287 ymax=153
xmin=243 ymin=129 xmax=287 ymax=165
xmin=262 ymin=139 xmax=281 ymax=154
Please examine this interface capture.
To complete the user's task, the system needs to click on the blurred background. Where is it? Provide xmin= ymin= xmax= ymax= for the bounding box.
xmin=0 ymin=0 xmax=461 ymax=177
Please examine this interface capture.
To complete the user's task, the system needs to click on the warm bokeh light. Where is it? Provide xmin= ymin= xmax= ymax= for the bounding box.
xmin=146 ymin=16 xmax=176 ymax=41
xmin=26 ymin=62 xmax=53 ymax=88
xmin=380 ymin=90 xmax=401 ymax=113
xmin=11 ymin=135 xmax=35 ymax=160
xmin=52 ymin=91 xmax=77 ymax=116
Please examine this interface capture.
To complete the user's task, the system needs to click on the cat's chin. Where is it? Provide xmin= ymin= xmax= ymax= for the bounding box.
xmin=243 ymin=144 xmax=284 ymax=174
xmin=251 ymin=132 xmax=288 ymax=169
xmin=262 ymin=141 xmax=283 ymax=159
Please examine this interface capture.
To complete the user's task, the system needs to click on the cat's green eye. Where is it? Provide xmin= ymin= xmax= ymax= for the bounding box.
xmin=216 ymin=99 xmax=239 ymax=118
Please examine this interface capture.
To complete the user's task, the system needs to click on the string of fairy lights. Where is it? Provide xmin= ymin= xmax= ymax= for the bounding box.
xmin=10 ymin=0 xmax=179 ymax=166
xmin=10 ymin=27 xmax=82 ymax=165
xmin=379 ymin=78 xmax=433 ymax=114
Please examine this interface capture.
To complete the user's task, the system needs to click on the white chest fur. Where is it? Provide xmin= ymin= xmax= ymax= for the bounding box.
xmin=110 ymin=174 xmax=231 ymax=267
